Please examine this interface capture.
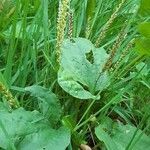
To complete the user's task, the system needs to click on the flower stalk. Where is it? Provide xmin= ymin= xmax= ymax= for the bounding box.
xmin=95 ymin=0 xmax=126 ymax=47
xmin=103 ymin=25 xmax=127 ymax=71
xmin=56 ymin=0 xmax=69 ymax=64
xmin=0 ymin=82 xmax=19 ymax=108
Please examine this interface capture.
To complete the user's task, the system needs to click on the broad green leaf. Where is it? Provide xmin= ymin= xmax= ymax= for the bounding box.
xmin=18 ymin=127 xmax=70 ymax=150
xmin=135 ymin=38 xmax=150 ymax=56
xmin=0 ymin=108 xmax=45 ymax=149
xmin=138 ymin=0 xmax=150 ymax=17
xmin=0 ymin=107 xmax=70 ymax=150
xmin=95 ymin=117 xmax=119 ymax=150
xmin=58 ymin=38 xmax=109 ymax=100
xmin=25 ymin=85 xmax=61 ymax=124
xmin=138 ymin=22 xmax=150 ymax=38
xmin=112 ymin=125 xmax=150 ymax=150
xmin=95 ymin=125 xmax=118 ymax=150
xmin=95 ymin=120 xmax=150 ymax=150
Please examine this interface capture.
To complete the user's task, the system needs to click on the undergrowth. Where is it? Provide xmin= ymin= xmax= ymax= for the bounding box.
xmin=0 ymin=0 xmax=150 ymax=149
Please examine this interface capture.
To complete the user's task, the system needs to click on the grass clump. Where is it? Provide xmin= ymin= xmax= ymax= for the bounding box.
xmin=0 ymin=0 xmax=150 ymax=149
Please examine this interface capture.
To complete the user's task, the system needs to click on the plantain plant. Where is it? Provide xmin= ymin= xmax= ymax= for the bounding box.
xmin=0 ymin=0 xmax=150 ymax=149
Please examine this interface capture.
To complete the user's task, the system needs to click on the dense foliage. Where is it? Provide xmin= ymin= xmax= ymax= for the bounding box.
xmin=0 ymin=0 xmax=150 ymax=149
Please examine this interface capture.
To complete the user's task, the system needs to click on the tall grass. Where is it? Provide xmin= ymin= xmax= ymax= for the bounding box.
xmin=0 ymin=0 xmax=149 ymax=149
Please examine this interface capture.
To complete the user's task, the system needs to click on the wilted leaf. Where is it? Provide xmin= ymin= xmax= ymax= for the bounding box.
xmin=58 ymin=38 xmax=109 ymax=100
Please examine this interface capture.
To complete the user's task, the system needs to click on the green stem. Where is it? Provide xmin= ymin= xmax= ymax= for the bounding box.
xmin=75 ymin=99 xmax=96 ymax=128
xmin=73 ymin=94 xmax=121 ymax=131
xmin=73 ymin=84 xmax=132 ymax=132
